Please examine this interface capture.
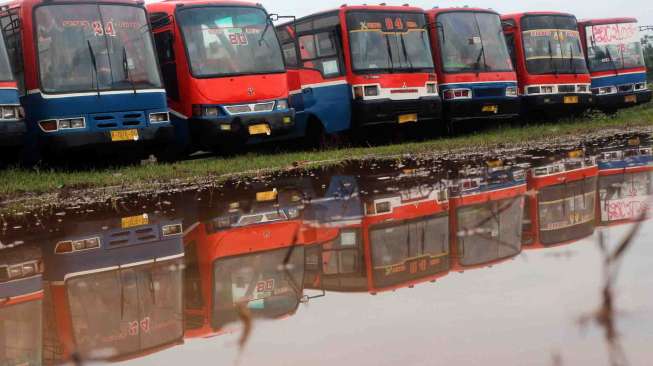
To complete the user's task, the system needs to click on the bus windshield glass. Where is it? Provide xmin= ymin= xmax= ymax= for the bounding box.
xmin=456 ymin=196 xmax=524 ymax=266
xmin=177 ymin=6 xmax=285 ymax=78
xmin=538 ymin=177 xmax=597 ymax=245
xmin=0 ymin=34 xmax=14 ymax=81
xmin=35 ymin=4 xmax=162 ymax=93
xmin=65 ymin=259 xmax=184 ymax=358
xmin=585 ymin=22 xmax=645 ymax=72
xmin=0 ymin=300 xmax=42 ymax=365
xmin=213 ymin=247 xmax=304 ymax=330
xmin=437 ymin=12 xmax=513 ymax=73
xmin=521 ymin=15 xmax=588 ymax=74
xmin=370 ymin=215 xmax=449 ymax=288
xmin=347 ymin=11 xmax=434 ymax=73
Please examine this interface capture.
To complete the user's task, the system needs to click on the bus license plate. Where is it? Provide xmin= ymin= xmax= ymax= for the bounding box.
xmin=248 ymin=124 xmax=271 ymax=135
xmin=256 ymin=190 xmax=278 ymax=202
xmin=398 ymin=114 xmax=418 ymax=124
xmin=564 ymin=96 xmax=579 ymax=104
xmin=121 ymin=214 xmax=149 ymax=229
xmin=625 ymin=95 xmax=637 ymax=103
xmin=111 ymin=129 xmax=139 ymax=142
xmin=482 ymin=105 xmax=498 ymax=113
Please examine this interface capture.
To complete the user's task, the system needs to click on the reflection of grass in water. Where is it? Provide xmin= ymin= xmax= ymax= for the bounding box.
xmin=1 ymin=102 xmax=653 ymax=201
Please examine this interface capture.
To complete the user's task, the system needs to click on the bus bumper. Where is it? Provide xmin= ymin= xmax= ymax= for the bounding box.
xmin=352 ymin=96 xmax=442 ymax=126
xmin=39 ymin=124 xmax=175 ymax=152
xmin=521 ymin=93 xmax=593 ymax=110
xmin=190 ymin=109 xmax=295 ymax=147
xmin=445 ymin=98 xmax=520 ymax=121
xmin=593 ymin=90 xmax=652 ymax=109
xmin=0 ymin=120 xmax=26 ymax=147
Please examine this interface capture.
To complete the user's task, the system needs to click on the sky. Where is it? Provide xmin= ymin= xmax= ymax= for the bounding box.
xmin=258 ymin=0 xmax=653 ymax=31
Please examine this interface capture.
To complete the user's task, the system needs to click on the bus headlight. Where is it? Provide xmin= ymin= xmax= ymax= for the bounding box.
xmin=635 ymin=82 xmax=647 ymax=91
xmin=576 ymin=85 xmax=589 ymax=93
xmin=150 ymin=112 xmax=170 ymax=123
xmin=541 ymin=85 xmax=554 ymax=94
xmin=55 ymin=237 xmax=101 ymax=254
xmin=505 ymin=86 xmax=518 ymax=97
xmin=364 ymin=85 xmax=379 ymax=97
xmin=192 ymin=105 xmax=221 ymax=118
xmin=1 ymin=105 xmax=20 ymax=120
xmin=275 ymin=99 xmax=288 ymax=110
xmin=58 ymin=117 xmax=85 ymax=130
xmin=443 ymin=88 xmax=471 ymax=100
xmin=426 ymin=83 xmax=438 ymax=94
xmin=353 ymin=86 xmax=364 ymax=100
xmin=526 ymin=86 xmax=541 ymax=95
xmin=596 ymin=86 xmax=617 ymax=95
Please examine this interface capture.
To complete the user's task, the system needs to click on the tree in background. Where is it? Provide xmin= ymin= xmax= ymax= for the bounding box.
xmin=643 ymin=34 xmax=653 ymax=81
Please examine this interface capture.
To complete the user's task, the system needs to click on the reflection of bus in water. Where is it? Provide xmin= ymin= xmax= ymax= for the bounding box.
xmin=1 ymin=0 xmax=172 ymax=160
xmin=501 ymin=12 xmax=592 ymax=114
xmin=0 ymin=244 xmax=43 ymax=366
xmin=523 ymin=153 xmax=598 ymax=249
xmin=40 ymin=213 xmax=184 ymax=364
xmin=305 ymin=171 xmax=450 ymax=294
xmin=0 ymin=22 xmax=24 ymax=160
xmin=578 ymin=18 xmax=652 ymax=110
xmin=426 ymin=8 xmax=520 ymax=124
xmin=449 ymin=164 xmax=526 ymax=271
xmin=597 ymin=143 xmax=652 ymax=226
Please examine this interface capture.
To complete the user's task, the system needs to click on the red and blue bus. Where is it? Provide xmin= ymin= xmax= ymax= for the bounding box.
xmin=147 ymin=1 xmax=295 ymax=155
xmin=578 ymin=18 xmax=652 ymax=110
xmin=0 ymin=244 xmax=43 ymax=366
xmin=448 ymin=163 xmax=526 ymax=272
xmin=522 ymin=152 xmax=598 ymax=249
xmin=39 ymin=212 xmax=184 ymax=363
xmin=501 ymin=12 xmax=593 ymax=114
xmin=426 ymin=8 xmax=520 ymax=126
xmin=0 ymin=0 xmax=173 ymax=161
xmin=596 ymin=142 xmax=652 ymax=226
xmin=276 ymin=5 xmax=441 ymax=143
xmin=0 ymin=22 xmax=24 ymax=161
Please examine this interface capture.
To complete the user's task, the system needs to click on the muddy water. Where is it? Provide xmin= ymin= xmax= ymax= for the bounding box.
xmin=1 ymin=133 xmax=652 ymax=366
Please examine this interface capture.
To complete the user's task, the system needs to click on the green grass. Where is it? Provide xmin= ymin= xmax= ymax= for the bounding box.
xmin=2 ymin=102 xmax=653 ymax=201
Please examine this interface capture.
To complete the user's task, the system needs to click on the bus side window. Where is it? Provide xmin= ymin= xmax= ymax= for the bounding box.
xmin=154 ymin=30 xmax=180 ymax=101
xmin=282 ymin=42 xmax=299 ymax=68
xmin=504 ymin=33 xmax=517 ymax=69
xmin=0 ymin=10 xmax=25 ymax=95
xmin=299 ymin=31 xmax=341 ymax=78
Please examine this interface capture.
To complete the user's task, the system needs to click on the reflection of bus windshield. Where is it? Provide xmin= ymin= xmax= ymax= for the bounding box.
xmin=456 ymin=196 xmax=523 ymax=266
xmin=0 ymin=300 xmax=42 ymax=365
xmin=538 ymin=177 xmax=597 ymax=244
xmin=65 ymin=259 xmax=183 ymax=359
xmin=177 ymin=6 xmax=285 ymax=78
xmin=35 ymin=4 xmax=162 ymax=93
xmin=370 ymin=215 xmax=449 ymax=288
xmin=213 ymin=247 xmax=304 ymax=330
xmin=599 ymin=172 xmax=652 ymax=223
xmin=585 ymin=22 xmax=645 ymax=72
xmin=521 ymin=15 xmax=588 ymax=75
xmin=437 ymin=11 xmax=513 ymax=73
xmin=347 ymin=11 xmax=434 ymax=73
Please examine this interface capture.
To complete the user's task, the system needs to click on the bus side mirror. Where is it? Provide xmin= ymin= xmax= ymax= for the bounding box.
xmin=501 ymin=21 xmax=515 ymax=32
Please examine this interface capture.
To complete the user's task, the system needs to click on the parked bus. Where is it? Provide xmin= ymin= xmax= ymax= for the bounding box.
xmin=276 ymin=5 xmax=442 ymax=143
xmin=0 ymin=244 xmax=43 ymax=366
xmin=0 ymin=23 xmax=24 ymax=161
xmin=578 ymin=18 xmax=652 ymax=110
xmin=39 ymin=212 xmax=184 ymax=363
xmin=0 ymin=0 xmax=173 ymax=161
xmin=501 ymin=12 xmax=593 ymax=114
xmin=449 ymin=163 xmax=526 ymax=272
xmin=426 ymin=8 xmax=520 ymax=127
xmin=596 ymin=141 xmax=652 ymax=226
xmin=147 ymin=1 xmax=295 ymax=155
xmin=522 ymin=151 xmax=598 ymax=249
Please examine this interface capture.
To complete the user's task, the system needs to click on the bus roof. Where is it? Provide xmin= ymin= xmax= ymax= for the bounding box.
xmin=1 ymin=0 xmax=145 ymax=8
xmin=425 ymin=7 xmax=500 ymax=17
xmin=146 ymin=0 xmax=262 ymax=11
xmin=501 ymin=11 xmax=576 ymax=20
xmin=281 ymin=4 xmax=426 ymax=28
xmin=578 ymin=17 xmax=638 ymax=26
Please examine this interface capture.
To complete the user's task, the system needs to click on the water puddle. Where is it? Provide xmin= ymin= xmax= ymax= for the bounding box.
xmin=1 ymin=133 xmax=652 ymax=365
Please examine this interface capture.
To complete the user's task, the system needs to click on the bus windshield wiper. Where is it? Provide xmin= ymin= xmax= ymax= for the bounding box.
xmin=399 ymin=32 xmax=413 ymax=69
xmin=122 ymin=46 xmax=137 ymax=95
xmin=474 ymin=44 xmax=486 ymax=76
xmin=548 ymin=39 xmax=558 ymax=76
xmin=569 ymin=44 xmax=576 ymax=74
xmin=606 ymin=47 xmax=620 ymax=76
xmin=87 ymin=40 xmax=101 ymax=97
xmin=384 ymin=33 xmax=395 ymax=72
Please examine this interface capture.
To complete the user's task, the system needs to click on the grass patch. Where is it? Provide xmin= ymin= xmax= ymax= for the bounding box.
xmin=2 ymin=102 xmax=652 ymax=199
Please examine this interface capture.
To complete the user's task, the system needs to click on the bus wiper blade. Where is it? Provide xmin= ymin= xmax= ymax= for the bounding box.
xmin=87 ymin=40 xmax=100 ymax=97
xmin=569 ymin=44 xmax=576 ymax=74
xmin=474 ymin=45 xmax=486 ymax=76
xmin=606 ymin=47 xmax=620 ymax=76
xmin=385 ymin=33 xmax=395 ymax=72
xmin=548 ymin=39 xmax=558 ymax=76
xmin=123 ymin=47 xmax=137 ymax=95
xmin=399 ymin=32 xmax=413 ymax=69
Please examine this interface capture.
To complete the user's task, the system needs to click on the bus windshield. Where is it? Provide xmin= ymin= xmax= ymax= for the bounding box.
xmin=521 ymin=15 xmax=588 ymax=75
xmin=347 ymin=11 xmax=434 ymax=73
xmin=0 ymin=300 xmax=42 ymax=365
xmin=35 ymin=4 xmax=162 ymax=94
xmin=538 ymin=177 xmax=597 ymax=245
xmin=456 ymin=196 xmax=524 ymax=266
xmin=437 ymin=12 xmax=513 ymax=73
xmin=585 ymin=22 xmax=645 ymax=72
xmin=177 ymin=6 xmax=285 ymax=78
xmin=370 ymin=215 xmax=449 ymax=288
xmin=213 ymin=247 xmax=304 ymax=330
xmin=0 ymin=34 xmax=14 ymax=81
xmin=65 ymin=259 xmax=184 ymax=359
